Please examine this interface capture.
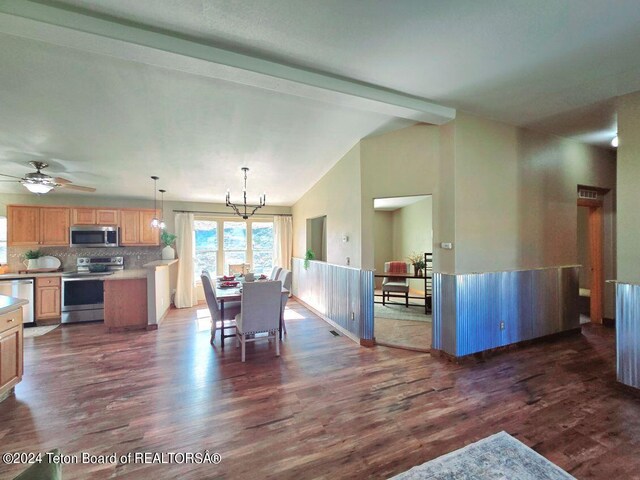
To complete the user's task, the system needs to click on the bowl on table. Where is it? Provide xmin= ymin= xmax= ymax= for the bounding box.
xmin=219 ymin=281 xmax=240 ymax=288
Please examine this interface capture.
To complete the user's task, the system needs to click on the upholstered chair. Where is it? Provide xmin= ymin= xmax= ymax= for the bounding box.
xmin=276 ymin=268 xmax=293 ymax=333
xmin=235 ymin=280 xmax=282 ymax=362
xmin=201 ymin=270 xmax=241 ymax=347
xmin=381 ymin=262 xmax=410 ymax=307
xmin=269 ymin=265 xmax=282 ymax=281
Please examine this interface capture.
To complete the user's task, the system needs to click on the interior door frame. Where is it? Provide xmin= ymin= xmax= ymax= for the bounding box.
xmin=577 ymin=197 xmax=604 ymax=323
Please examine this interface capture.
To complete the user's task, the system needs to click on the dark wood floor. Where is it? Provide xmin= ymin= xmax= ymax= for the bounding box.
xmin=1 ymin=302 xmax=639 ymax=479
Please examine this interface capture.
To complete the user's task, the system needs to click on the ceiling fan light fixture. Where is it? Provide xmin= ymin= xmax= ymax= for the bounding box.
xmin=22 ymin=182 xmax=54 ymax=194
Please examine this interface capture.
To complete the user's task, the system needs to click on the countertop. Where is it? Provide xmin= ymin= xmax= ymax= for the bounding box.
xmin=0 ymin=271 xmax=63 ymax=280
xmin=0 ymin=294 xmax=29 ymax=316
xmin=103 ymin=269 xmax=148 ymax=281
xmin=143 ymin=259 xmax=178 ymax=269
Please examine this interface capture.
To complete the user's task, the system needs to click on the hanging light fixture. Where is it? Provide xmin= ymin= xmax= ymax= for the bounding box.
xmin=226 ymin=167 xmax=266 ymax=219
xmin=159 ymin=189 xmax=166 ymax=230
xmin=150 ymin=176 xmax=160 ymax=228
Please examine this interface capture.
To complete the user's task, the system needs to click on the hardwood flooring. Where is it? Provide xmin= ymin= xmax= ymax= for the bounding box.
xmin=1 ymin=301 xmax=639 ymax=479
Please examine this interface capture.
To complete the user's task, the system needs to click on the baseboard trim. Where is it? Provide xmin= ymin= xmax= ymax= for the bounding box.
xmin=432 ymin=327 xmax=583 ymax=363
xmin=292 ymin=295 xmax=362 ymax=345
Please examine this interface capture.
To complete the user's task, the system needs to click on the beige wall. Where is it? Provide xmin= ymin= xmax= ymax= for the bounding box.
xmin=292 ymin=143 xmax=362 ymax=267
xmin=361 ymin=124 xmax=448 ymax=272
xmin=617 ymin=91 xmax=640 ymax=284
xmin=577 ymin=206 xmax=591 ymax=289
xmin=373 ymin=210 xmax=393 ymax=287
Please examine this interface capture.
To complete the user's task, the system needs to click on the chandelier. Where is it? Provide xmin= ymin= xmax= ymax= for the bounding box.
xmin=226 ymin=167 xmax=266 ymax=219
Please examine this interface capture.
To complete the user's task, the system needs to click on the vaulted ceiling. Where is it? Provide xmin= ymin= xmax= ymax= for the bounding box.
xmin=1 ymin=0 xmax=637 ymax=203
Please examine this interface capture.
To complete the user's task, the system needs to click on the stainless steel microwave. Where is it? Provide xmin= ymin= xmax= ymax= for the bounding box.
xmin=70 ymin=226 xmax=119 ymax=247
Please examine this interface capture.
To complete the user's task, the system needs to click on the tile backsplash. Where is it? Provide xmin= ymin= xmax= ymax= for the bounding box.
xmin=8 ymin=246 xmax=162 ymax=272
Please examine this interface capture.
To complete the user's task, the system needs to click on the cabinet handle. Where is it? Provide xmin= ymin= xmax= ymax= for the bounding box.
xmin=7 ymin=318 xmax=15 ymax=323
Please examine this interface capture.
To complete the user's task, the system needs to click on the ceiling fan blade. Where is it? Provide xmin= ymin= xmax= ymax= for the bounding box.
xmin=58 ymin=183 xmax=96 ymax=192
xmin=53 ymin=176 xmax=72 ymax=184
xmin=0 ymin=173 xmax=23 ymax=180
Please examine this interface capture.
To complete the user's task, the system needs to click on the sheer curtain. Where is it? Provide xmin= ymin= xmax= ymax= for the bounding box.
xmin=273 ymin=215 xmax=292 ymax=270
xmin=174 ymin=213 xmax=197 ymax=308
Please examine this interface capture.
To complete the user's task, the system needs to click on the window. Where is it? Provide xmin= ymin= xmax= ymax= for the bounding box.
xmin=194 ymin=220 xmax=218 ymax=281
xmin=252 ymin=222 xmax=274 ymax=275
xmin=0 ymin=216 xmax=6 ymax=265
xmin=223 ymin=221 xmax=247 ymax=274
xmin=193 ymin=218 xmax=274 ymax=279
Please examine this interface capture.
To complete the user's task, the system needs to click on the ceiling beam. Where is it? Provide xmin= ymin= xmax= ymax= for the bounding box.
xmin=0 ymin=0 xmax=455 ymax=124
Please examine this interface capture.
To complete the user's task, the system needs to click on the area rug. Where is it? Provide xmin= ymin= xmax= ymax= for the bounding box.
xmin=374 ymin=303 xmax=431 ymax=322
xmin=390 ymin=431 xmax=574 ymax=479
xmin=23 ymin=325 xmax=59 ymax=338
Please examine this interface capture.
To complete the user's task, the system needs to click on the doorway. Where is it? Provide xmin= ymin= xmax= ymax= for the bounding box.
xmin=372 ymin=194 xmax=433 ymax=350
xmin=577 ymin=195 xmax=604 ymax=324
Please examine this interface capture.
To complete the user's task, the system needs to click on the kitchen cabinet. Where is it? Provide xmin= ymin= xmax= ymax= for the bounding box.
xmin=72 ymin=208 xmax=118 ymax=225
xmin=7 ymin=206 xmax=39 ymax=246
xmin=7 ymin=206 xmax=70 ymax=246
xmin=0 ymin=307 xmax=23 ymax=401
xmin=40 ymin=207 xmax=70 ymax=246
xmin=120 ymin=209 xmax=160 ymax=246
xmin=35 ymin=276 xmax=61 ymax=322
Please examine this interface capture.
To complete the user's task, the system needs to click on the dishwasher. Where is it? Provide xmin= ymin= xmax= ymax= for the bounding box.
xmin=0 ymin=278 xmax=34 ymax=324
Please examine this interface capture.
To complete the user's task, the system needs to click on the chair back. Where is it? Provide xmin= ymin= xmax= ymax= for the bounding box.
xmin=277 ymin=268 xmax=292 ymax=291
xmin=228 ymin=263 xmax=244 ymax=275
xmin=240 ymin=281 xmax=282 ymax=333
xmin=383 ymin=261 xmax=409 ymax=285
xmin=270 ymin=266 xmax=282 ymax=281
xmin=200 ymin=270 xmax=221 ymax=321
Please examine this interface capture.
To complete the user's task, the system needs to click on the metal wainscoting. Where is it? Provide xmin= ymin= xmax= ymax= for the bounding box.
xmin=292 ymin=258 xmax=374 ymax=342
xmin=616 ymin=283 xmax=640 ymax=389
xmin=433 ymin=266 xmax=579 ymax=357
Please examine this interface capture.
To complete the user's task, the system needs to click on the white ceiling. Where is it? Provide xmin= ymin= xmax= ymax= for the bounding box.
xmin=374 ymin=196 xmax=430 ymax=212
xmin=2 ymin=0 xmax=638 ymax=202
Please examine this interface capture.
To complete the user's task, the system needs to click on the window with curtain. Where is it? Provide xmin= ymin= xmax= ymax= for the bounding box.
xmin=252 ymin=222 xmax=274 ymax=274
xmin=194 ymin=220 xmax=217 ymax=281
xmin=0 ymin=216 xmax=6 ymax=264
xmin=193 ymin=217 xmax=274 ymax=278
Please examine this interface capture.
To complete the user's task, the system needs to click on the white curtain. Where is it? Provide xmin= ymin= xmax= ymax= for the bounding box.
xmin=174 ymin=213 xmax=197 ymax=308
xmin=273 ymin=215 xmax=293 ymax=270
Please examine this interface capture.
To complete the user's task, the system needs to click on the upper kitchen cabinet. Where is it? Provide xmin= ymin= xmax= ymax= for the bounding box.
xmin=8 ymin=206 xmax=70 ymax=246
xmin=7 ymin=206 xmax=39 ymax=246
xmin=120 ymin=209 xmax=159 ymax=246
xmin=72 ymin=208 xmax=118 ymax=226
xmin=40 ymin=208 xmax=70 ymax=246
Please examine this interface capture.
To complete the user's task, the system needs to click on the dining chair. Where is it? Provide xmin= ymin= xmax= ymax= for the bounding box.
xmin=382 ymin=261 xmax=410 ymax=307
xmin=235 ymin=280 xmax=282 ymax=362
xmin=276 ymin=268 xmax=292 ymax=334
xmin=269 ymin=265 xmax=282 ymax=281
xmin=201 ymin=270 xmax=241 ymax=347
xmin=228 ymin=263 xmax=244 ymax=276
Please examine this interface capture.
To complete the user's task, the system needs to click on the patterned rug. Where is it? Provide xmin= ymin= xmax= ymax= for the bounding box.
xmin=374 ymin=303 xmax=431 ymax=322
xmin=391 ymin=431 xmax=574 ymax=479
xmin=23 ymin=325 xmax=59 ymax=338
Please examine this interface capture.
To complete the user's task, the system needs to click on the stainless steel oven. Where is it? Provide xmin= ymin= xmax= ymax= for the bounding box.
xmin=70 ymin=226 xmax=119 ymax=248
xmin=61 ymin=256 xmax=124 ymax=323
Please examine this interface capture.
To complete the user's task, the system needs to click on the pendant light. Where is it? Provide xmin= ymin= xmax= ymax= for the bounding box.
xmin=151 ymin=176 xmax=160 ymax=228
xmin=159 ymin=189 xmax=166 ymax=230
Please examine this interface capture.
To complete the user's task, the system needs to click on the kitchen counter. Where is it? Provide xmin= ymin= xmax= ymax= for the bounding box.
xmin=0 ymin=271 xmax=64 ymax=280
xmin=103 ymin=269 xmax=148 ymax=281
xmin=143 ymin=259 xmax=178 ymax=268
xmin=0 ymin=294 xmax=29 ymax=316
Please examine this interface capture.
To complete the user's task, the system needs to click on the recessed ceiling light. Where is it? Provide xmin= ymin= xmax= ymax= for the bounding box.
xmin=611 ymin=136 xmax=619 ymax=148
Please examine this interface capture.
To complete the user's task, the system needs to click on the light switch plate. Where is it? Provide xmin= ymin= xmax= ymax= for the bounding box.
xmin=441 ymin=242 xmax=453 ymax=250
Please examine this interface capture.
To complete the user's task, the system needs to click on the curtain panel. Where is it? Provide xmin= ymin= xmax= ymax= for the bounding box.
xmin=174 ymin=212 xmax=197 ymax=308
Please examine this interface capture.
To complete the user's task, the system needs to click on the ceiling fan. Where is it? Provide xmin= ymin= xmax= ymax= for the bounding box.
xmin=0 ymin=161 xmax=96 ymax=194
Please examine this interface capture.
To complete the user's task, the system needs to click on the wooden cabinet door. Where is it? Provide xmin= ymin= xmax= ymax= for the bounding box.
xmin=120 ymin=210 xmax=140 ymax=245
xmin=72 ymin=208 xmax=96 ymax=225
xmin=7 ymin=206 xmax=39 ymax=246
xmin=139 ymin=210 xmax=160 ymax=245
xmin=35 ymin=277 xmax=61 ymax=320
xmin=40 ymin=207 xmax=70 ymax=246
xmin=0 ymin=325 xmax=23 ymax=392
xmin=96 ymin=209 xmax=118 ymax=225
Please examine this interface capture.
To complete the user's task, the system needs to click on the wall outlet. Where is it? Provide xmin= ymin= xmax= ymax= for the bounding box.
xmin=346 ymin=256 xmax=350 ymax=266
xmin=441 ymin=242 xmax=453 ymax=250
xmin=499 ymin=321 xmax=505 ymax=330
xmin=351 ymin=312 xmax=355 ymax=321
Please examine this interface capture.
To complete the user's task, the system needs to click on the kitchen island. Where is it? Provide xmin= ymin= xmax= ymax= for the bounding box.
xmin=0 ymin=294 xmax=28 ymax=403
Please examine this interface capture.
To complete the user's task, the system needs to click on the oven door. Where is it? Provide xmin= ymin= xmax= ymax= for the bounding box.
xmin=62 ymin=278 xmax=105 ymax=312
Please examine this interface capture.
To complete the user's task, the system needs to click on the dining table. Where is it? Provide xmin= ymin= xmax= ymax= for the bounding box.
xmin=216 ymin=280 xmax=290 ymax=343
